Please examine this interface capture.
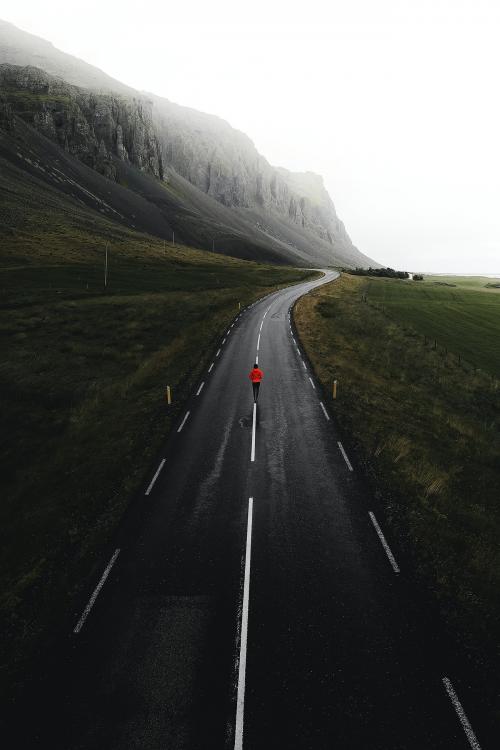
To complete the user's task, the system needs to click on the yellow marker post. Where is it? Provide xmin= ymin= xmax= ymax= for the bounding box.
xmin=166 ymin=385 xmax=172 ymax=405
xmin=333 ymin=380 xmax=338 ymax=400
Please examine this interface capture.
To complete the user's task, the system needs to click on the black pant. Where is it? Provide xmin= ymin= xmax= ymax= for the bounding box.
xmin=252 ymin=382 xmax=260 ymax=402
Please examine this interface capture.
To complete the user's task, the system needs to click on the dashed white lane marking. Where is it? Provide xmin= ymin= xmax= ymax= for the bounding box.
xmin=216 ymin=349 xmax=221 ymax=357
xmin=257 ymin=333 xmax=261 ymax=351
xmin=73 ymin=548 xmax=120 ymax=634
xmin=255 ymin=354 xmax=259 ymax=364
xmin=302 ymin=359 xmax=307 ymax=370
xmin=227 ymin=329 xmax=230 ymax=335
xmin=369 ymin=512 xmax=400 ymax=573
xmin=309 ymin=377 xmax=316 ymax=390
xmin=259 ymin=321 xmax=263 ymax=332
xmin=145 ymin=458 xmax=166 ymax=496
xmin=208 ymin=362 xmax=214 ymax=373
xmin=177 ymin=411 xmax=190 ymax=433
xmin=442 ymin=677 xmax=482 ymax=749
xmin=196 ymin=382 xmax=205 ymax=396
xmin=320 ymin=402 xmax=330 ymax=420
xmin=222 ymin=338 xmax=226 ymax=345
xmin=338 ymin=441 xmax=353 ymax=471
xmin=234 ymin=497 xmax=254 ymax=750
xmin=251 ymin=403 xmax=257 ymax=462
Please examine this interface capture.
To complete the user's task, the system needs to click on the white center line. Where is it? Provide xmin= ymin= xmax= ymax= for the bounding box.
xmin=442 ymin=677 xmax=482 ymax=749
xmin=208 ymin=362 xmax=214 ymax=373
xmin=234 ymin=497 xmax=254 ymax=750
xmin=369 ymin=512 xmax=400 ymax=573
xmin=309 ymin=376 xmax=316 ymax=390
xmin=196 ymin=381 xmax=205 ymax=396
xmin=145 ymin=458 xmax=166 ymax=495
xmin=216 ymin=349 xmax=221 ymax=357
xmin=177 ymin=411 xmax=190 ymax=433
xmin=251 ymin=402 xmax=257 ymax=462
xmin=320 ymin=402 xmax=330 ymax=420
xmin=338 ymin=441 xmax=354 ymax=471
xmin=73 ymin=548 xmax=120 ymax=634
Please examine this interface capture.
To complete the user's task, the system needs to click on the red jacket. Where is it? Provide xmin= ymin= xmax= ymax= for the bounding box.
xmin=249 ymin=367 xmax=264 ymax=383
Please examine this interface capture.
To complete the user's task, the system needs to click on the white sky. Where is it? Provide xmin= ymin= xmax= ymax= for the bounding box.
xmin=3 ymin=0 xmax=500 ymax=272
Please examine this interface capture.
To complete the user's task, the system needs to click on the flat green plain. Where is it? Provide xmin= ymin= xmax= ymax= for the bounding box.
xmin=364 ymin=276 xmax=500 ymax=375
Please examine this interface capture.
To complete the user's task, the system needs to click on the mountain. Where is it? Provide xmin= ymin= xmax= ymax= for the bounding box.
xmin=0 ymin=19 xmax=376 ymax=268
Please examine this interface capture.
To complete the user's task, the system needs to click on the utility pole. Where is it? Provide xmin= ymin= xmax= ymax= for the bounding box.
xmin=104 ymin=244 xmax=108 ymax=289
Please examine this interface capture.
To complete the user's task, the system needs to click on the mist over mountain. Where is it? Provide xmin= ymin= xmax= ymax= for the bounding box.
xmin=0 ymin=19 xmax=376 ymax=268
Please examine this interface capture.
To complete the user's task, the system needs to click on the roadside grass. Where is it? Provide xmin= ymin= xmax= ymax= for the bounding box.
xmin=364 ymin=275 xmax=500 ymax=376
xmin=295 ymin=274 xmax=500 ymax=663
xmin=0 ymin=217 xmax=315 ymax=696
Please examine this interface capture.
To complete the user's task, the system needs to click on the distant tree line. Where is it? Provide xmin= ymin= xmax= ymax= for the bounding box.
xmin=349 ymin=266 xmax=410 ymax=279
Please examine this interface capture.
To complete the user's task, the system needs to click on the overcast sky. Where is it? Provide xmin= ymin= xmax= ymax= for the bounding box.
xmin=4 ymin=0 xmax=500 ymax=272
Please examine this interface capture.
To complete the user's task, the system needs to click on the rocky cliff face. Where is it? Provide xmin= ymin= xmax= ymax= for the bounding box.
xmin=0 ymin=64 xmax=163 ymax=181
xmin=152 ymin=95 xmax=352 ymax=251
xmin=0 ymin=19 xmax=377 ymax=267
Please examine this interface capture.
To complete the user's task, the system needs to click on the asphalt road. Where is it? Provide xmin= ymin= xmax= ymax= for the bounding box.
xmin=27 ymin=270 xmax=489 ymax=749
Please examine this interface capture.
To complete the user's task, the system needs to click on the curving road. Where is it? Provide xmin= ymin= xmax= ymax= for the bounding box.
xmin=33 ymin=270 xmax=488 ymax=749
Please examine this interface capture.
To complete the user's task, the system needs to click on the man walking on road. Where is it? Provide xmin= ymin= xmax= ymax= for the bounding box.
xmin=249 ymin=363 xmax=264 ymax=402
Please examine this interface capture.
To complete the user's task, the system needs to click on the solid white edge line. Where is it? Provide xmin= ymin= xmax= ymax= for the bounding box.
xmin=73 ymin=548 xmax=120 ymax=634
xmin=234 ymin=497 xmax=254 ymax=750
xmin=309 ymin=376 xmax=316 ymax=390
xmin=442 ymin=677 xmax=482 ymax=750
xmin=368 ymin=511 xmax=400 ymax=574
xmin=251 ymin=402 xmax=256 ymax=462
xmin=208 ymin=362 xmax=214 ymax=373
xmin=177 ymin=411 xmax=190 ymax=433
xmin=257 ymin=333 xmax=261 ymax=350
xmin=338 ymin=441 xmax=354 ymax=471
xmin=320 ymin=402 xmax=330 ymax=420
xmin=145 ymin=458 xmax=166 ymax=495
xmin=196 ymin=381 xmax=205 ymax=396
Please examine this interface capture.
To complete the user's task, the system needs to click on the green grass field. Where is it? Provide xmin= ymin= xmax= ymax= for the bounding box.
xmin=0 ymin=196 xmax=315 ymax=695
xmin=295 ymin=274 xmax=500 ymax=688
xmin=364 ymin=275 xmax=500 ymax=375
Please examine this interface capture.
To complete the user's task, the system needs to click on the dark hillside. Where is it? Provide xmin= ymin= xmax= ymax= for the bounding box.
xmin=0 ymin=20 xmax=379 ymax=268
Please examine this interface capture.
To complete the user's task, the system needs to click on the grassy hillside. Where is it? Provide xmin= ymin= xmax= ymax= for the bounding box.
xmin=295 ymin=274 xmax=500 ymax=673
xmin=0 ymin=190 xmax=315 ymax=696
xmin=364 ymin=276 xmax=500 ymax=375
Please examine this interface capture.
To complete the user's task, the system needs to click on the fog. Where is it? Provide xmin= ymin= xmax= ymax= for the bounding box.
xmin=4 ymin=0 xmax=500 ymax=272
